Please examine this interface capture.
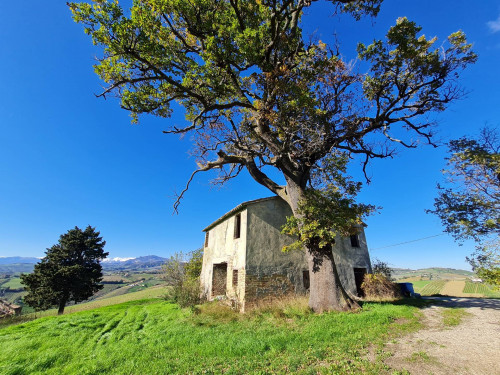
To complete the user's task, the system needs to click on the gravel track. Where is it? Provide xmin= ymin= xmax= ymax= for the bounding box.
xmin=384 ymin=297 xmax=500 ymax=375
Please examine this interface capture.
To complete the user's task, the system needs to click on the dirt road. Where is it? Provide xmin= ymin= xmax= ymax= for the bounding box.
xmin=384 ymin=297 xmax=500 ymax=375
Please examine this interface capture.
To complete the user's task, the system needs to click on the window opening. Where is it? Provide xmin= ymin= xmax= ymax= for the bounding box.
xmin=350 ymin=234 xmax=360 ymax=248
xmin=234 ymin=213 xmax=241 ymax=239
xmin=302 ymin=270 xmax=310 ymax=290
xmin=204 ymin=231 xmax=209 ymax=247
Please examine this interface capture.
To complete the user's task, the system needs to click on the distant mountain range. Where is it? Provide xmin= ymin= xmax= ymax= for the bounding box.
xmin=0 ymin=255 xmax=168 ymax=274
xmin=102 ymin=255 xmax=168 ymax=270
xmin=0 ymin=257 xmax=40 ymax=265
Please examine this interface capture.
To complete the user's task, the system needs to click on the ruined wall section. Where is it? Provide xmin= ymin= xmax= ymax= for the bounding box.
xmin=244 ymin=198 xmax=372 ymax=306
xmin=332 ymin=228 xmax=372 ymax=294
xmin=245 ymin=199 xmax=308 ymax=306
xmin=200 ymin=209 xmax=247 ymax=306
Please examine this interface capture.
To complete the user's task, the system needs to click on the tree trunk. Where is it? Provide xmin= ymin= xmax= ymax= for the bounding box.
xmin=57 ymin=299 xmax=67 ymax=315
xmin=305 ymin=241 xmax=359 ymax=312
xmin=285 ymin=178 xmax=360 ymax=313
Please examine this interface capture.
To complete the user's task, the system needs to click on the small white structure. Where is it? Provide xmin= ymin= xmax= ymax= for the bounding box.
xmin=200 ymin=197 xmax=372 ymax=311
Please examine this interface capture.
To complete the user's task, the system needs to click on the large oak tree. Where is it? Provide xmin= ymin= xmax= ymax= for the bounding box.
xmin=69 ymin=0 xmax=476 ymax=312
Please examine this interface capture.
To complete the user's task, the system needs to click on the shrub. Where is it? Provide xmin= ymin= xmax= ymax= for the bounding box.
xmin=164 ymin=277 xmax=201 ymax=308
xmin=372 ymin=258 xmax=393 ymax=280
xmin=162 ymin=249 xmax=204 ymax=308
xmin=361 ymin=273 xmax=402 ymax=300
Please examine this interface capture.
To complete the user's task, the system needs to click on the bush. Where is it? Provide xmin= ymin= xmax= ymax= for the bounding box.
xmin=164 ymin=277 xmax=201 ymax=308
xmin=361 ymin=273 xmax=402 ymax=300
xmin=162 ymin=249 xmax=204 ymax=308
xmin=372 ymin=258 xmax=393 ymax=280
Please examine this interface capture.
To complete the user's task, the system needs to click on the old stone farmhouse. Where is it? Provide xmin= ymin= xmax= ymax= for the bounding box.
xmin=200 ymin=197 xmax=372 ymax=311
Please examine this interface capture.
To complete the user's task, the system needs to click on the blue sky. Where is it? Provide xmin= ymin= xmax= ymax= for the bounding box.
xmin=0 ymin=1 xmax=499 ymax=270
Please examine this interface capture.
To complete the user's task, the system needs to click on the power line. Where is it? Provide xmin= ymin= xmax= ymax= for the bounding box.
xmin=371 ymin=233 xmax=446 ymax=251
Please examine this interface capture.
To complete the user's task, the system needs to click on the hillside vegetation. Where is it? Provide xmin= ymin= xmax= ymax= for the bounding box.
xmin=0 ymin=298 xmax=421 ymax=374
xmin=0 ymin=271 xmax=164 ymax=312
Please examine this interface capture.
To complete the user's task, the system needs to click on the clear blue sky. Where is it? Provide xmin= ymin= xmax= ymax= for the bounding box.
xmin=0 ymin=1 xmax=499 ymax=270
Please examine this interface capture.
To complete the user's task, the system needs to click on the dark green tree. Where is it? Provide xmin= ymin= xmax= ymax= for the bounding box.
xmin=429 ymin=127 xmax=499 ymax=286
xmin=21 ymin=226 xmax=108 ymax=314
xmin=69 ymin=0 xmax=476 ymax=312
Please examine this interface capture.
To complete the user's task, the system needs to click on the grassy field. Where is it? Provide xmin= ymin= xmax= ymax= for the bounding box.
xmin=27 ymin=286 xmax=166 ymax=318
xmin=414 ymin=281 xmax=447 ymax=296
xmin=0 ymin=272 xmax=165 ymax=314
xmin=463 ymin=282 xmax=500 ymax=298
xmin=393 ymin=268 xmax=474 ymax=281
xmin=409 ymin=280 xmax=430 ymax=291
xmin=0 ymin=277 xmax=23 ymax=289
xmin=0 ymin=298 xmax=422 ymax=375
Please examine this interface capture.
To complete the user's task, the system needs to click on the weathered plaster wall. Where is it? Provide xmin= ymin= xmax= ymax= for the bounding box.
xmin=245 ymin=199 xmax=308 ymax=306
xmin=245 ymin=198 xmax=372 ymax=304
xmin=333 ymin=229 xmax=372 ymax=294
xmin=200 ymin=209 xmax=247 ymax=305
xmin=201 ymin=196 xmax=373 ymax=311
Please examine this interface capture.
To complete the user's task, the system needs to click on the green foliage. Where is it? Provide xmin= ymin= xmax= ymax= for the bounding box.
xmin=281 ymin=153 xmax=376 ymax=252
xmin=429 ymin=127 xmax=500 ymax=286
xmin=67 ymin=0 xmax=476 ymax=196
xmin=162 ymin=249 xmax=203 ymax=307
xmin=358 ymin=17 xmax=476 ymax=107
xmin=468 ymin=244 xmax=500 ymax=288
xmin=372 ymin=259 xmax=393 ymax=279
xmin=20 ymin=226 xmax=108 ymax=314
xmin=0 ymin=298 xmax=421 ymax=374
xmin=184 ymin=248 xmax=203 ymax=280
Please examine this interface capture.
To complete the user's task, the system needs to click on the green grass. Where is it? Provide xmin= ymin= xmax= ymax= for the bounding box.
xmin=406 ymin=351 xmax=432 ymax=363
xmin=418 ymin=281 xmax=447 ymax=296
xmin=0 ymin=298 xmax=422 ymax=375
xmin=1 ymin=277 xmax=23 ymax=289
xmin=2 ymin=291 xmax=25 ymax=304
xmin=441 ymin=308 xmax=470 ymax=327
xmin=463 ymin=282 xmax=500 ymax=298
xmin=410 ymin=280 xmax=431 ymax=293
xmin=24 ymin=286 xmax=166 ymax=319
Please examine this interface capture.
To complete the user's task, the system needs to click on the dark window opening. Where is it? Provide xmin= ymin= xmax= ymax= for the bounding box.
xmin=204 ymin=232 xmax=209 ymax=247
xmin=353 ymin=268 xmax=367 ymax=297
xmin=234 ymin=213 xmax=241 ymax=239
xmin=302 ymin=270 xmax=310 ymax=290
xmin=233 ymin=269 xmax=238 ymax=288
xmin=350 ymin=234 xmax=360 ymax=248
xmin=212 ymin=263 xmax=227 ymax=296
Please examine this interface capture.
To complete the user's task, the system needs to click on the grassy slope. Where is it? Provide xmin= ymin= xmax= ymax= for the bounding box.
xmin=0 ymin=299 xmax=421 ymax=375
xmin=393 ymin=268 xmax=474 ymax=280
xmin=0 ymin=277 xmax=23 ymax=289
xmin=29 ymin=286 xmax=166 ymax=318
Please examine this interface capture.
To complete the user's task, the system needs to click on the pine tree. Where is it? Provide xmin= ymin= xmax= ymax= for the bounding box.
xmin=21 ymin=226 xmax=108 ymax=314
